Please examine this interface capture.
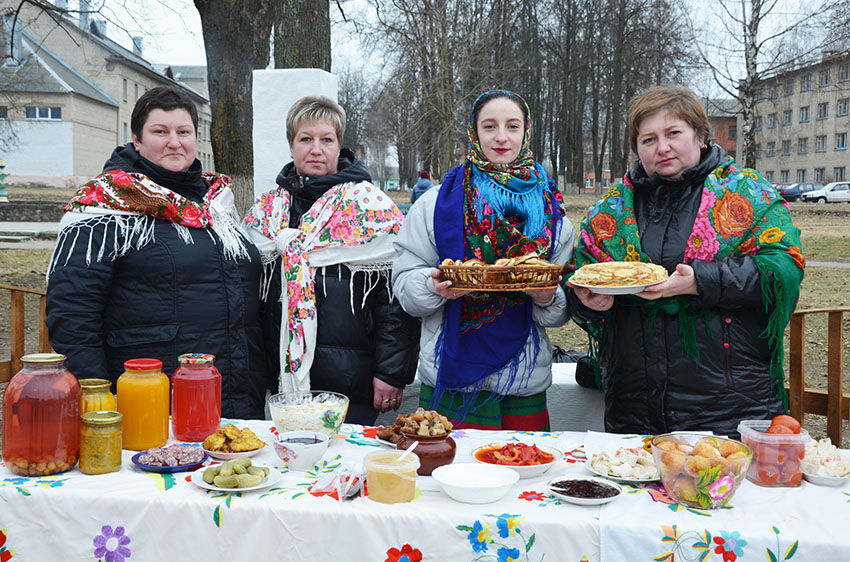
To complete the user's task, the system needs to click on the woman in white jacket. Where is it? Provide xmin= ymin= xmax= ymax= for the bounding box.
xmin=392 ymin=90 xmax=574 ymax=430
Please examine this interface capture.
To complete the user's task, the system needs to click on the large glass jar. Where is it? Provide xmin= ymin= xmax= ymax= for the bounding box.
xmin=171 ymin=353 xmax=221 ymax=442
xmin=79 ymin=378 xmax=116 ymax=414
xmin=80 ymin=411 xmax=123 ymax=475
xmin=2 ymin=353 xmax=81 ymax=476
xmin=116 ymin=358 xmax=169 ymax=451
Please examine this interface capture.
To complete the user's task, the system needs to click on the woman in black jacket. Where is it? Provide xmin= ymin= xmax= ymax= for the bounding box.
xmin=244 ymin=96 xmax=419 ymax=425
xmin=566 ymin=86 xmax=805 ymax=437
xmin=46 ymin=86 xmax=267 ymax=419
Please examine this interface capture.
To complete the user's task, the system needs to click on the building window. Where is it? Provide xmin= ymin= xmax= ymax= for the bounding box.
xmin=728 ymin=125 xmax=737 ymax=140
xmin=755 ymin=116 xmax=763 ymax=130
xmin=784 ymin=81 xmax=794 ymax=96
xmin=764 ymin=170 xmax=774 ymax=182
xmin=815 ymin=168 xmax=825 ymax=182
xmin=800 ymin=106 xmax=809 ymax=122
xmin=798 ymin=137 xmax=808 ymax=154
xmin=123 ymin=122 xmax=128 ymax=144
xmin=767 ymin=141 xmax=776 ymax=157
xmin=0 ymin=106 xmax=7 ymax=119
xmin=755 ymin=143 xmax=762 ymax=158
xmin=769 ymin=85 xmax=779 ymax=99
xmin=817 ymin=102 xmax=829 ymax=120
xmin=841 ymin=64 xmax=850 ymax=82
xmin=835 ymin=167 xmax=846 ymax=181
xmin=756 ymin=87 xmax=765 ymax=102
xmin=780 ymin=170 xmax=790 ymax=182
xmin=783 ymin=110 xmax=792 ymax=125
xmin=123 ymin=79 xmax=127 ymax=101
xmin=797 ymin=169 xmax=807 ymax=183
xmin=134 ymin=83 xmax=139 ymax=101
xmin=816 ymin=135 xmax=827 ymax=152
xmin=836 ymin=132 xmax=847 ymax=150
xmin=24 ymin=106 xmax=62 ymax=120
xmin=781 ymin=139 xmax=791 ymax=155
xmin=801 ymin=75 xmax=811 ymax=91
xmin=819 ymin=69 xmax=830 ymax=87
xmin=838 ymin=98 xmax=849 ymax=117
xmin=768 ymin=113 xmax=777 ymax=128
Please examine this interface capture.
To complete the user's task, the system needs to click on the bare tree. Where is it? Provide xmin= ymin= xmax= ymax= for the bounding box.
xmin=274 ymin=0 xmax=331 ymax=70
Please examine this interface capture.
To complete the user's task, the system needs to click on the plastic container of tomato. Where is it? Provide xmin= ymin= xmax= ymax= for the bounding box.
xmin=738 ymin=420 xmax=810 ymax=487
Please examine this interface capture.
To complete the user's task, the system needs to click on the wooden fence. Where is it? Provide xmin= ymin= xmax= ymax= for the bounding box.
xmin=0 ymin=284 xmax=51 ymax=383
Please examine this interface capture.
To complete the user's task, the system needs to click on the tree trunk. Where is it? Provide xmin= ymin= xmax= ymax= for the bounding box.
xmin=194 ymin=0 xmax=276 ymax=214
xmin=274 ymin=0 xmax=331 ymax=71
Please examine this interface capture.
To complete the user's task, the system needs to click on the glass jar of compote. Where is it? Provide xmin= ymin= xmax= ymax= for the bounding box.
xmin=2 ymin=353 xmax=81 ymax=476
xmin=171 ymin=353 xmax=221 ymax=442
xmin=79 ymin=411 xmax=123 ymax=475
xmin=79 ymin=378 xmax=116 ymax=414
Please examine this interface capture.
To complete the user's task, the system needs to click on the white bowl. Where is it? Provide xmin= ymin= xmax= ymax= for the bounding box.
xmin=431 ymin=463 xmax=519 ymax=503
xmin=272 ymin=431 xmax=329 ymax=471
xmin=472 ymin=442 xmax=563 ymax=479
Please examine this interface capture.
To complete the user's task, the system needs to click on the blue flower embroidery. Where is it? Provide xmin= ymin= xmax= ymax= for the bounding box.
xmin=93 ymin=525 xmax=131 ymax=562
xmin=467 ymin=520 xmax=491 ymax=553
xmin=497 ymin=546 xmax=521 ymax=562
xmin=496 ymin=513 xmax=523 ymax=538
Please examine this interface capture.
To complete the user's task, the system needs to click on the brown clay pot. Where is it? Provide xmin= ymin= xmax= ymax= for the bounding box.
xmin=396 ymin=431 xmax=456 ymax=476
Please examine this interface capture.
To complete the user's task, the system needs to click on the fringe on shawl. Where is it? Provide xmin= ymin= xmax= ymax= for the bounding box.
xmin=429 ymin=315 xmax=541 ymax=425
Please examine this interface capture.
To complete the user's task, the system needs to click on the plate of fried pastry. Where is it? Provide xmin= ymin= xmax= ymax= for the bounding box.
xmin=439 ymin=253 xmax=562 ymax=291
xmin=570 ymin=261 xmax=668 ymax=295
xmin=202 ymin=423 xmax=267 ymax=460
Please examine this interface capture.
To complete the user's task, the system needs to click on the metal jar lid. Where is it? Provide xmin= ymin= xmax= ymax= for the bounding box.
xmin=79 ymin=378 xmax=112 ymax=391
xmin=21 ymin=352 xmax=67 ymax=364
xmin=81 ymin=411 xmax=123 ymax=425
xmin=178 ymin=353 xmax=215 ymax=365
xmin=123 ymin=358 xmax=163 ymax=372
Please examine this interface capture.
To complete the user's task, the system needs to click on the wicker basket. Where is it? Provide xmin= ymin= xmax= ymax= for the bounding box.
xmin=439 ymin=263 xmax=563 ymax=291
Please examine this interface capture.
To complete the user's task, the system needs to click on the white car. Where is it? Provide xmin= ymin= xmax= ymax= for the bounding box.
xmin=801 ymin=181 xmax=850 ymax=204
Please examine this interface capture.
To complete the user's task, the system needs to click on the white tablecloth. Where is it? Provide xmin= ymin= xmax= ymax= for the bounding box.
xmin=376 ymin=362 xmax=605 ymax=432
xmin=2 ymin=420 xmax=848 ymax=560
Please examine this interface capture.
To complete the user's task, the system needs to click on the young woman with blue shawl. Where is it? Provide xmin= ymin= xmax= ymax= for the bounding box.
xmin=392 ymin=90 xmax=574 ymax=430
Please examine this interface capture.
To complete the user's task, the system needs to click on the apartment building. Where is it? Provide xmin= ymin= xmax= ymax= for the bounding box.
xmin=704 ymin=98 xmax=738 ymax=160
xmin=744 ymin=52 xmax=850 ymax=185
xmin=0 ymin=1 xmax=212 ymax=186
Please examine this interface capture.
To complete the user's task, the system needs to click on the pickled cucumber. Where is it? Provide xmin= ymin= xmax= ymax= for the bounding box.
xmin=236 ymin=473 xmax=264 ymax=487
xmin=203 ymin=465 xmax=221 ymax=484
xmin=213 ymin=474 xmax=239 ymax=488
xmin=218 ymin=462 xmax=234 ymax=477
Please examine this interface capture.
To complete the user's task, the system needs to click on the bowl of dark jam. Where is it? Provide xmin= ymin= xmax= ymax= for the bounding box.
xmin=547 ymin=476 xmax=622 ymax=505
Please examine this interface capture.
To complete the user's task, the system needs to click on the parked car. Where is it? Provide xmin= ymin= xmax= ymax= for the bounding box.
xmin=801 ymin=181 xmax=850 ymax=204
xmin=774 ymin=183 xmax=797 ymax=199
xmin=780 ymin=182 xmax=824 ymax=202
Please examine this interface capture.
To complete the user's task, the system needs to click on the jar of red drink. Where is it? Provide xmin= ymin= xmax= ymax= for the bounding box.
xmin=2 ymin=353 xmax=81 ymax=476
xmin=171 ymin=353 xmax=221 ymax=442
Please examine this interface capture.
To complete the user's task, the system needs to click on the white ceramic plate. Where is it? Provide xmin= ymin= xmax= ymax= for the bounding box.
xmin=202 ymin=445 xmax=266 ymax=460
xmin=802 ymin=469 xmax=850 ymax=487
xmin=190 ymin=466 xmax=281 ymax=493
xmin=472 ymin=443 xmax=563 ymax=479
xmin=570 ymin=280 xmax=664 ymax=295
xmin=586 ymin=461 xmax=660 ymax=484
xmin=547 ymin=475 xmax=622 ymax=505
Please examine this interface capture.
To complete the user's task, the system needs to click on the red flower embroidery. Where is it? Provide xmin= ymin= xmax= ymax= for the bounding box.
xmin=182 ymin=205 xmax=202 ymax=222
xmin=519 ymin=490 xmax=546 ymax=501
xmin=385 ymin=544 xmax=422 ymax=562
xmin=108 ymin=170 xmax=135 ymax=187
xmin=163 ymin=203 xmax=179 ymax=220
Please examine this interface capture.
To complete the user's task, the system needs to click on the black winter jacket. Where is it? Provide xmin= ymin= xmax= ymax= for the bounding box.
xmin=46 ymin=145 xmax=267 ymax=419
xmin=569 ymin=145 xmax=784 ymax=437
xmin=263 ymin=149 xmax=420 ymax=423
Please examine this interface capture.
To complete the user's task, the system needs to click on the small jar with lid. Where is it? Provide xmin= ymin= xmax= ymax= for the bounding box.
xmin=2 ymin=353 xmax=81 ymax=476
xmin=116 ymin=358 xmax=170 ymax=451
xmin=80 ymin=411 xmax=123 ymax=474
xmin=79 ymin=378 xmax=116 ymax=414
xmin=171 ymin=353 xmax=221 ymax=442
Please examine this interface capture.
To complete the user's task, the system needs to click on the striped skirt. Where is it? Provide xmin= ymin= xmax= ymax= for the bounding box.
xmin=419 ymin=384 xmax=550 ymax=431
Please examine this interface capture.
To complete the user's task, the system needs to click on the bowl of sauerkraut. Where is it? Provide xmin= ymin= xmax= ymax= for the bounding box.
xmin=268 ymin=391 xmax=350 ymax=437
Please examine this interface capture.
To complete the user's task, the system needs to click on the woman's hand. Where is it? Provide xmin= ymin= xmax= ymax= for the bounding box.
xmin=566 ymin=280 xmax=615 ymax=312
xmin=636 ymin=264 xmax=698 ymax=299
xmin=373 ymin=378 xmax=403 ymax=413
xmin=430 ymin=268 xmax=471 ymax=299
xmin=526 ymin=275 xmax=562 ymax=306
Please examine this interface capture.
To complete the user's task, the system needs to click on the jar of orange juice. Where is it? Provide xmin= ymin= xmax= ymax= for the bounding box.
xmin=116 ymin=358 xmax=169 ymax=450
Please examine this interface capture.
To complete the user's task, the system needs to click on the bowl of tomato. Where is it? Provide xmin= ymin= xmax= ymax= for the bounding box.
xmin=738 ymin=416 xmax=809 ymax=487
xmin=472 ymin=442 xmax=562 ymax=479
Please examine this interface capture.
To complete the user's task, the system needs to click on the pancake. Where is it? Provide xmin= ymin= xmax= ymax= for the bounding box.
xmin=571 ymin=261 xmax=668 ymax=287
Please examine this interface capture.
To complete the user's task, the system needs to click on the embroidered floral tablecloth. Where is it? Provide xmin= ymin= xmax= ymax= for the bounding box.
xmin=1 ymin=422 xmax=847 ymax=561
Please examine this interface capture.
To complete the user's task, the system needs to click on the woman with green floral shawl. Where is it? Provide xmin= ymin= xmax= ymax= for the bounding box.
xmin=565 ymin=85 xmax=805 ymax=437
xmin=393 ymin=90 xmax=574 ymax=430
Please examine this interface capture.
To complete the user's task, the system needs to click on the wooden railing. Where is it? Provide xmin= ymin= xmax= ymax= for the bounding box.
xmin=787 ymin=307 xmax=850 ymax=445
xmin=0 ymin=284 xmax=51 ymax=383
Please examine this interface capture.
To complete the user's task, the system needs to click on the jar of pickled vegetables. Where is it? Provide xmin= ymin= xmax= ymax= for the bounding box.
xmin=80 ymin=411 xmax=123 ymax=474
xmin=79 ymin=378 xmax=116 ymax=414
xmin=171 ymin=353 xmax=221 ymax=442
xmin=116 ymin=358 xmax=169 ymax=451
xmin=2 ymin=353 xmax=81 ymax=476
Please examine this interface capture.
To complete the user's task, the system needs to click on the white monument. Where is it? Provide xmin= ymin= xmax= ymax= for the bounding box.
xmin=251 ymin=69 xmax=338 ymax=198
